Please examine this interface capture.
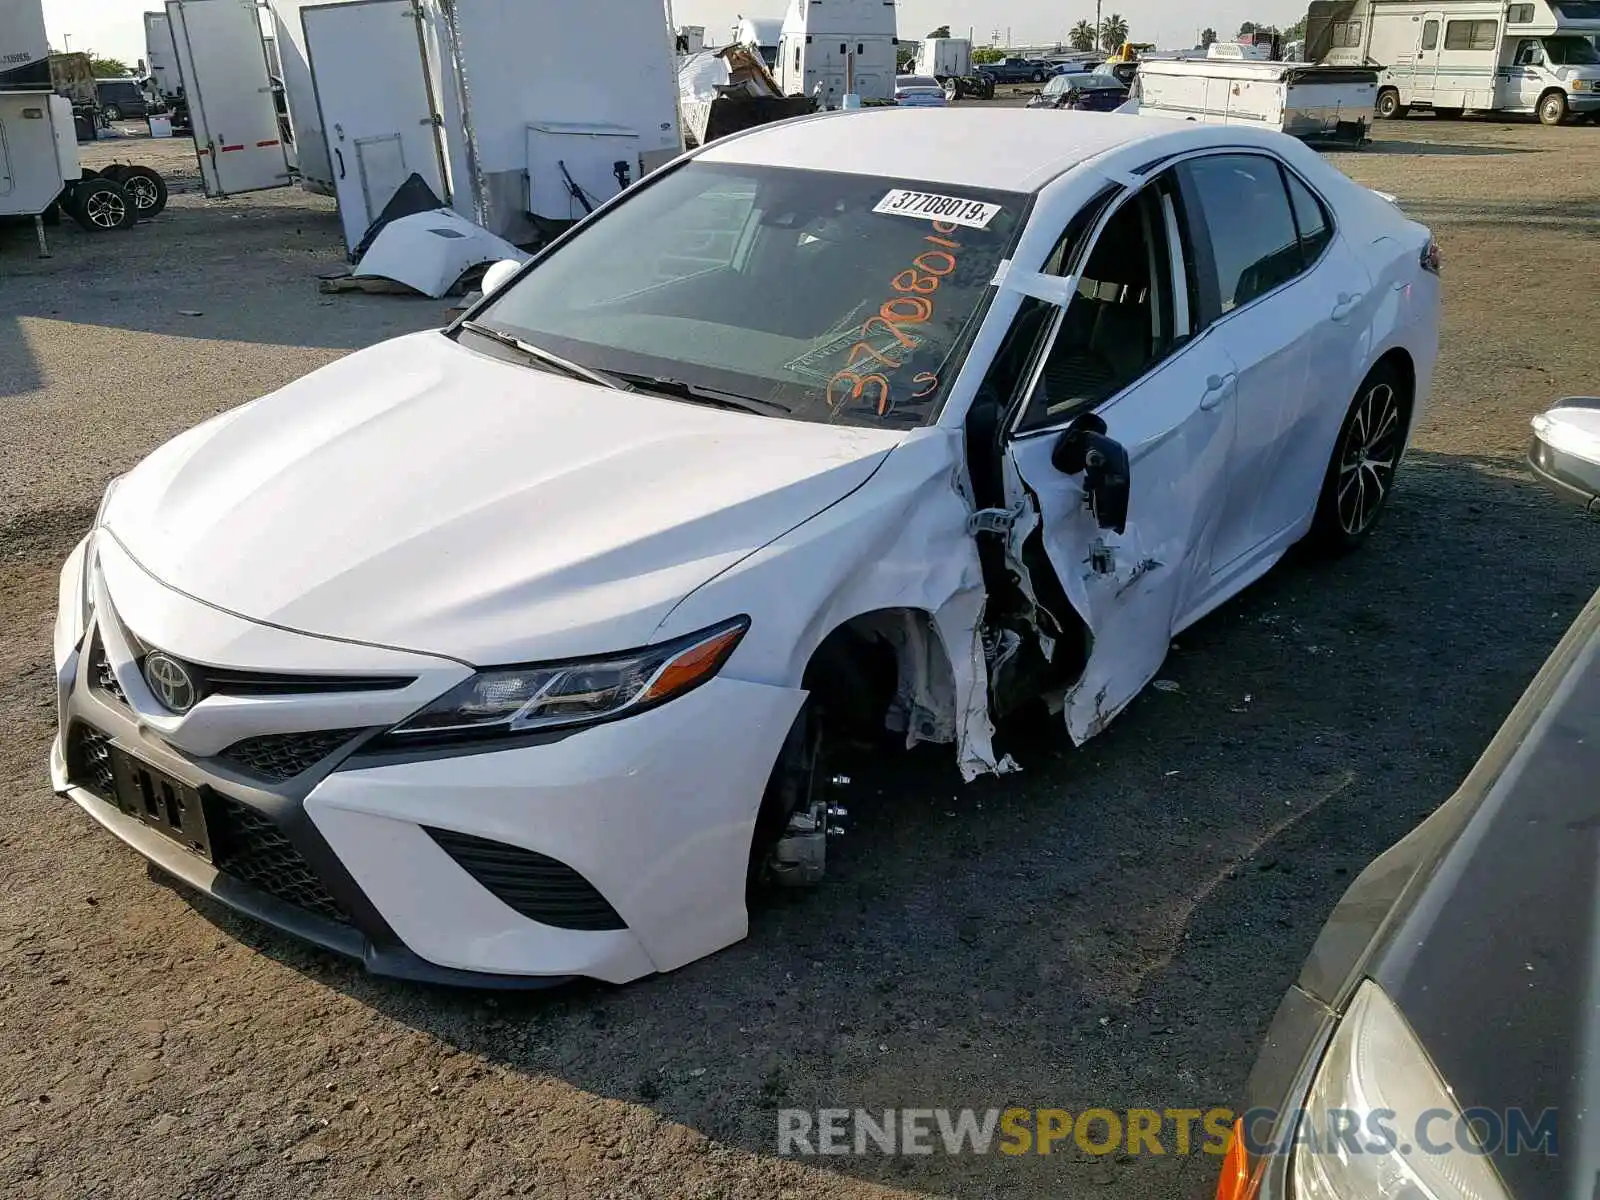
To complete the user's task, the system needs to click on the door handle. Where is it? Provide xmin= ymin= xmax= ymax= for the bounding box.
xmin=334 ymin=148 xmax=345 ymax=179
xmin=1200 ymin=372 xmax=1236 ymax=410
xmin=1331 ymin=291 xmax=1364 ymax=321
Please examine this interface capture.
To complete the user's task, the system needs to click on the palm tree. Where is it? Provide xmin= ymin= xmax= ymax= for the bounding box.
xmin=1201 ymin=27 xmax=1218 ymax=48
xmin=1069 ymin=19 xmax=1096 ymax=51
xmin=1099 ymin=13 xmax=1130 ymax=52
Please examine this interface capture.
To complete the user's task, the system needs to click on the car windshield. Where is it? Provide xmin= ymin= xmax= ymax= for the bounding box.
xmin=898 ymin=76 xmax=939 ymax=88
xmin=475 ymin=162 xmax=1027 ymax=429
xmin=1545 ymin=35 xmax=1600 ymax=64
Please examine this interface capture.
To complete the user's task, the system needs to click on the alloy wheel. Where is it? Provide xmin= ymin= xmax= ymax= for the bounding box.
xmin=1336 ymin=382 xmax=1403 ymax=535
xmin=124 ymin=176 xmax=157 ymax=211
xmin=84 ymin=189 xmax=128 ymax=229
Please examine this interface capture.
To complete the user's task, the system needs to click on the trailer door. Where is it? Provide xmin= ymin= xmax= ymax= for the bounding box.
xmin=166 ymin=0 xmax=290 ymax=197
xmin=302 ymin=0 xmax=446 ymax=254
xmin=1411 ymin=12 xmax=1444 ymax=105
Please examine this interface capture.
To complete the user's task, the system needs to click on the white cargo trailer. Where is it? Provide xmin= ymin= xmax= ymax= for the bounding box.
xmin=297 ymin=0 xmax=684 ymax=254
xmin=776 ymin=0 xmax=899 ymax=105
xmin=1 ymin=0 xmax=74 ymax=243
xmin=1134 ymin=58 xmax=1379 ymax=143
xmin=165 ymin=0 xmax=292 ymax=196
xmin=266 ymin=0 xmax=344 ymax=195
xmin=143 ymin=11 xmax=182 ymax=104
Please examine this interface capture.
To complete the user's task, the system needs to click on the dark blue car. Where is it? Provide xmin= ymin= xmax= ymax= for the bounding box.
xmin=1025 ymin=71 xmax=1129 ymax=112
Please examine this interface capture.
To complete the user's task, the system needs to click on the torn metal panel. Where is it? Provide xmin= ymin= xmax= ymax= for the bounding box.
xmin=652 ymin=426 xmax=1008 ymax=780
xmin=351 ymin=208 xmax=531 ymax=299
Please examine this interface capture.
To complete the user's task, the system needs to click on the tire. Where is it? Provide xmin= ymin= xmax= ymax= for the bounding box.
xmin=101 ymin=104 xmax=122 ymax=122
xmin=1433 ymin=105 xmax=1463 ymax=119
xmin=41 ymin=199 xmax=61 ymax=226
xmin=115 ymin=165 xmax=168 ymax=218
xmin=1376 ymin=89 xmax=1406 ymax=120
xmin=1539 ymin=90 xmax=1568 ymax=126
xmin=981 ymin=77 xmax=996 ymax=99
xmin=748 ymin=702 xmax=827 ymax=892
xmin=1309 ymin=363 xmax=1410 ymax=554
xmin=1031 ymin=69 xmax=1046 ymax=82
xmin=67 ymin=178 xmax=135 ymax=232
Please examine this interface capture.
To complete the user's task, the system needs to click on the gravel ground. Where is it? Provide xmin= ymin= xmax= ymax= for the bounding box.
xmin=2 ymin=113 xmax=1598 ymax=1200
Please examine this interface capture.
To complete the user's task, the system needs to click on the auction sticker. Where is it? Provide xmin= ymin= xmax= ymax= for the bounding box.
xmin=872 ymin=189 xmax=1001 ymax=229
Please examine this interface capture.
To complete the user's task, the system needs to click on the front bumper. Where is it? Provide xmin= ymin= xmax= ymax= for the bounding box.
xmin=53 ymin=535 xmax=804 ymax=986
xmin=1567 ymin=92 xmax=1600 ymax=112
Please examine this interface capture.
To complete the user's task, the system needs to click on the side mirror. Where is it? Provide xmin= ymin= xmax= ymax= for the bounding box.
xmin=1529 ymin=398 xmax=1600 ymax=514
xmin=480 ymin=258 xmax=522 ymax=296
xmin=1052 ymin=413 xmax=1131 ymax=534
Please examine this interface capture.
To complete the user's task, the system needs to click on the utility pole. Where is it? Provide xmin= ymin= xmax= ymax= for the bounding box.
xmin=1094 ymin=1 xmax=1103 ymax=50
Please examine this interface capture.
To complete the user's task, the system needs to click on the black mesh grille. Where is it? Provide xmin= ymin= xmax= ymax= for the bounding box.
xmin=67 ymin=725 xmax=117 ymax=801
xmin=218 ymin=729 xmax=363 ymax=783
xmin=425 ymin=827 xmax=627 ymax=931
xmin=87 ymin=635 xmax=127 ymax=706
xmin=210 ymin=795 xmax=351 ymax=926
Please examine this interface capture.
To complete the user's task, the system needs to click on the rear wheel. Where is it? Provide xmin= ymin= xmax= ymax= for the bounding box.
xmin=1309 ymin=363 xmax=1410 ymax=554
xmin=101 ymin=103 xmax=123 ymax=122
xmin=1539 ymin=90 xmax=1569 ymax=126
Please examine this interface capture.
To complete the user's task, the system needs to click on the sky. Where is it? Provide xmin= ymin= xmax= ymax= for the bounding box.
xmin=43 ymin=0 xmax=1312 ymax=68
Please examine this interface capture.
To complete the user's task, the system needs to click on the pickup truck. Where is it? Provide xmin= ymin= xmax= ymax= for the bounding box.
xmin=977 ymin=56 xmax=1049 ymax=84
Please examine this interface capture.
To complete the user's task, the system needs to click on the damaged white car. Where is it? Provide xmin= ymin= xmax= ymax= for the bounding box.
xmin=52 ymin=109 xmax=1439 ymax=986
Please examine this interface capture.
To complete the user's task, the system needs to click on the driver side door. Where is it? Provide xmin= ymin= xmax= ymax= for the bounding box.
xmin=1003 ymin=169 xmax=1239 ymax=742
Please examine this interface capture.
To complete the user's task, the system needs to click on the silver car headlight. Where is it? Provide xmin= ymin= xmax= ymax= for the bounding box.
xmin=388 ymin=616 xmax=749 ymax=742
xmin=1291 ymin=979 xmax=1511 ymax=1199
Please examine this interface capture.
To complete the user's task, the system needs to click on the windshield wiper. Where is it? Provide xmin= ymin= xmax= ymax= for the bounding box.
xmin=457 ymin=321 xmax=630 ymax=392
xmin=609 ymin=372 xmax=791 ymax=415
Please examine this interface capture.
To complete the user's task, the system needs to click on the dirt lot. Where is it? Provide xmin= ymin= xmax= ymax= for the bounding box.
xmin=2 ymin=113 xmax=1598 ymax=1200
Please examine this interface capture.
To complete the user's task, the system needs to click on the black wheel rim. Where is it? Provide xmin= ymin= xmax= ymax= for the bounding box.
xmin=1337 ymin=383 xmax=1402 ymax=535
xmin=84 ymin=190 xmax=126 ymax=228
xmin=125 ymin=177 xmax=157 ymax=209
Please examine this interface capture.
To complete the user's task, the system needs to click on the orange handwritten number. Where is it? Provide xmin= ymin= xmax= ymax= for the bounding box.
xmin=828 ymin=370 xmax=893 ymax=416
xmin=911 ymin=372 xmax=939 ymax=399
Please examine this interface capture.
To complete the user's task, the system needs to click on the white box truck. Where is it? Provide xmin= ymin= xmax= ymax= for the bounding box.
xmin=1310 ymin=0 xmax=1600 ymax=123
xmin=776 ymin=0 xmax=899 ymax=105
xmin=296 ymin=0 xmax=684 ymax=254
xmin=1134 ymin=57 xmax=1379 ymax=144
xmin=915 ymin=36 xmax=970 ymax=79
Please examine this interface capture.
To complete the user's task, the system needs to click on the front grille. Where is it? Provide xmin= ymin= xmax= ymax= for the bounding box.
xmin=87 ymin=635 xmax=127 ymax=706
xmin=210 ymin=794 xmax=352 ymax=926
xmin=67 ymin=725 xmax=117 ymax=801
xmin=425 ymin=827 xmax=627 ymax=931
xmin=218 ymin=729 xmax=364 ymax=783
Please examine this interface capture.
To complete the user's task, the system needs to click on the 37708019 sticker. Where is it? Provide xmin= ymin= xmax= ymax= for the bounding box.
xmin=872 ymin=189 xmax=1002 ymax=230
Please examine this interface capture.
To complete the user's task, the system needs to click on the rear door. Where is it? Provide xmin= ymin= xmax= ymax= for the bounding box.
xmin=302 ymin=0 xmax=446 ymax=253
xmin=166 ymin=0 xmax=290 ymax=196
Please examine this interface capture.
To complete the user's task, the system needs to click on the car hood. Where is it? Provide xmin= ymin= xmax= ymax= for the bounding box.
xmin=104 ymin=330 xmax=903 ymax=664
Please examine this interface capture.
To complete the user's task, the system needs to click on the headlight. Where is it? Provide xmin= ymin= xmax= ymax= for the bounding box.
xmin=95 ymin=474 xmax=124 ymax=529
xmin=1572 ymin=79 xmax=1590 ymax=91
xmin=389 ymin=616 xmax=749 ymax=742
xmin=1290 ymin=979 xmax=1510 ymax=1199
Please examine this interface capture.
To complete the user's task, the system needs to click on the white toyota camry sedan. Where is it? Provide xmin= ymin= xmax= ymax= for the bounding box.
xmin=52 ymin=109 xmax=1439 ymax=986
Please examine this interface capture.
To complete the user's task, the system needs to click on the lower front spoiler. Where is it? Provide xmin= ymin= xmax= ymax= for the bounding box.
xmin=56 ymin=776 xmax=577 ymax=992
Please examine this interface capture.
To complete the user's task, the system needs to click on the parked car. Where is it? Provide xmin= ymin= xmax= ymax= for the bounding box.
xmin=893 ymin=74 xmax=948 ymax=106
xmin=1027 ymin=72 xmax=1130 ymax=112
xmin=978 ymin=55 xmax=1051 ymax=83
xmin=53 ymin=110 xmax=1440 ymax=987
xmin=94 ymin=77 xmax=150 ymax=122
xmin=1215 ymin=397 xmax=1599 ymax=1200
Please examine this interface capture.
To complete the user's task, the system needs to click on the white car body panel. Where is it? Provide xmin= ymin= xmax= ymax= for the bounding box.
xmin=53 ymin=110 xmax=1441 ymax=984
xmin=351 ymin=208 xmax=531 ymax=298
xmin=101 ymin=330 xmax=904 ymax=665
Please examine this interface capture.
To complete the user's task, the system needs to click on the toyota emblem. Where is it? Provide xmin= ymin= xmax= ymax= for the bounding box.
xmin=143 ymin=652 xmax=198 ymax=714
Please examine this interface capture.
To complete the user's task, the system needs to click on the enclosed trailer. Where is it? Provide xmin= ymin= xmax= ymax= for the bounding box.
xmin=734 ymin=16 xmax=783 ymax=68
xmin=915 ymin=36 xmax=971 ymax=79
xmin=776 ymin=0 xmax=900 ymax=104
xmin=1134 ymin=58 xmax=1378 ymax=144
xmin=266 ymin=0 xmax=338 ymax=194
xmin=297 ymin=0 xmax=684 ymax=254
xmin=144 ymin=10 xmax=182 ymax=100
xmin=1 ymin=0 xmax=75 ymax=238
xmin=165 ymin=0 xmax=292 ymax=196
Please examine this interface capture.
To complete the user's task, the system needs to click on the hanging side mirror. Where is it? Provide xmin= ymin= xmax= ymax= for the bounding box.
xmin=1052 ymin=412 xmax=1131 ymax=534
xmin=1529 ymin=398 xmax=1600 ymax=515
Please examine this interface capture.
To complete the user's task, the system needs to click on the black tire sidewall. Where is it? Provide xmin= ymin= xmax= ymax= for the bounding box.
xmin=1309 ymin=363 xmax=1409 ymax=554
xmin=118 ymin=166 xmax=169 ymax=217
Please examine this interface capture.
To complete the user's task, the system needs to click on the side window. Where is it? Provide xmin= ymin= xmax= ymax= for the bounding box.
xmin=1421 ymin=20 xmax=1439 ymax=50
xmin=1508 ymin=3 xmax=1535 ymax=22
xmin=1178 ymin=154 xmax=1304 ymax=314
xmin=1283 ymin=171 xmax=1333 ymax=266
xmin=1445 ymin=20 xmax=1499 ymax=51
xmin=1015 ymin=178 xmax=1185 ymax=431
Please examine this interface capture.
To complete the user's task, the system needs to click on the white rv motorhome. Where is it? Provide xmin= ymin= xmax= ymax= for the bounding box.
xmin=1 ymin=0 xmax=76 ymax=240
xmin=734 ymin=16 xmax=783 ymax=68
xmin=293 ymin=0 xmax=683 ymax=254
xmin=1313 ymin=0 xmax=1600 ymax=122
xmin=776 ymin=0 xmax=899 ymax=105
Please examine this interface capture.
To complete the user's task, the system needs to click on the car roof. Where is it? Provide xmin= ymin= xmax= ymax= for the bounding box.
xmin=696 ymin=108 xmax=1171 ymax=193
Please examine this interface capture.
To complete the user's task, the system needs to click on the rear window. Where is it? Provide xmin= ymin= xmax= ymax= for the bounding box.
xmin=898 ymin=76 xmax=939 ymax=88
